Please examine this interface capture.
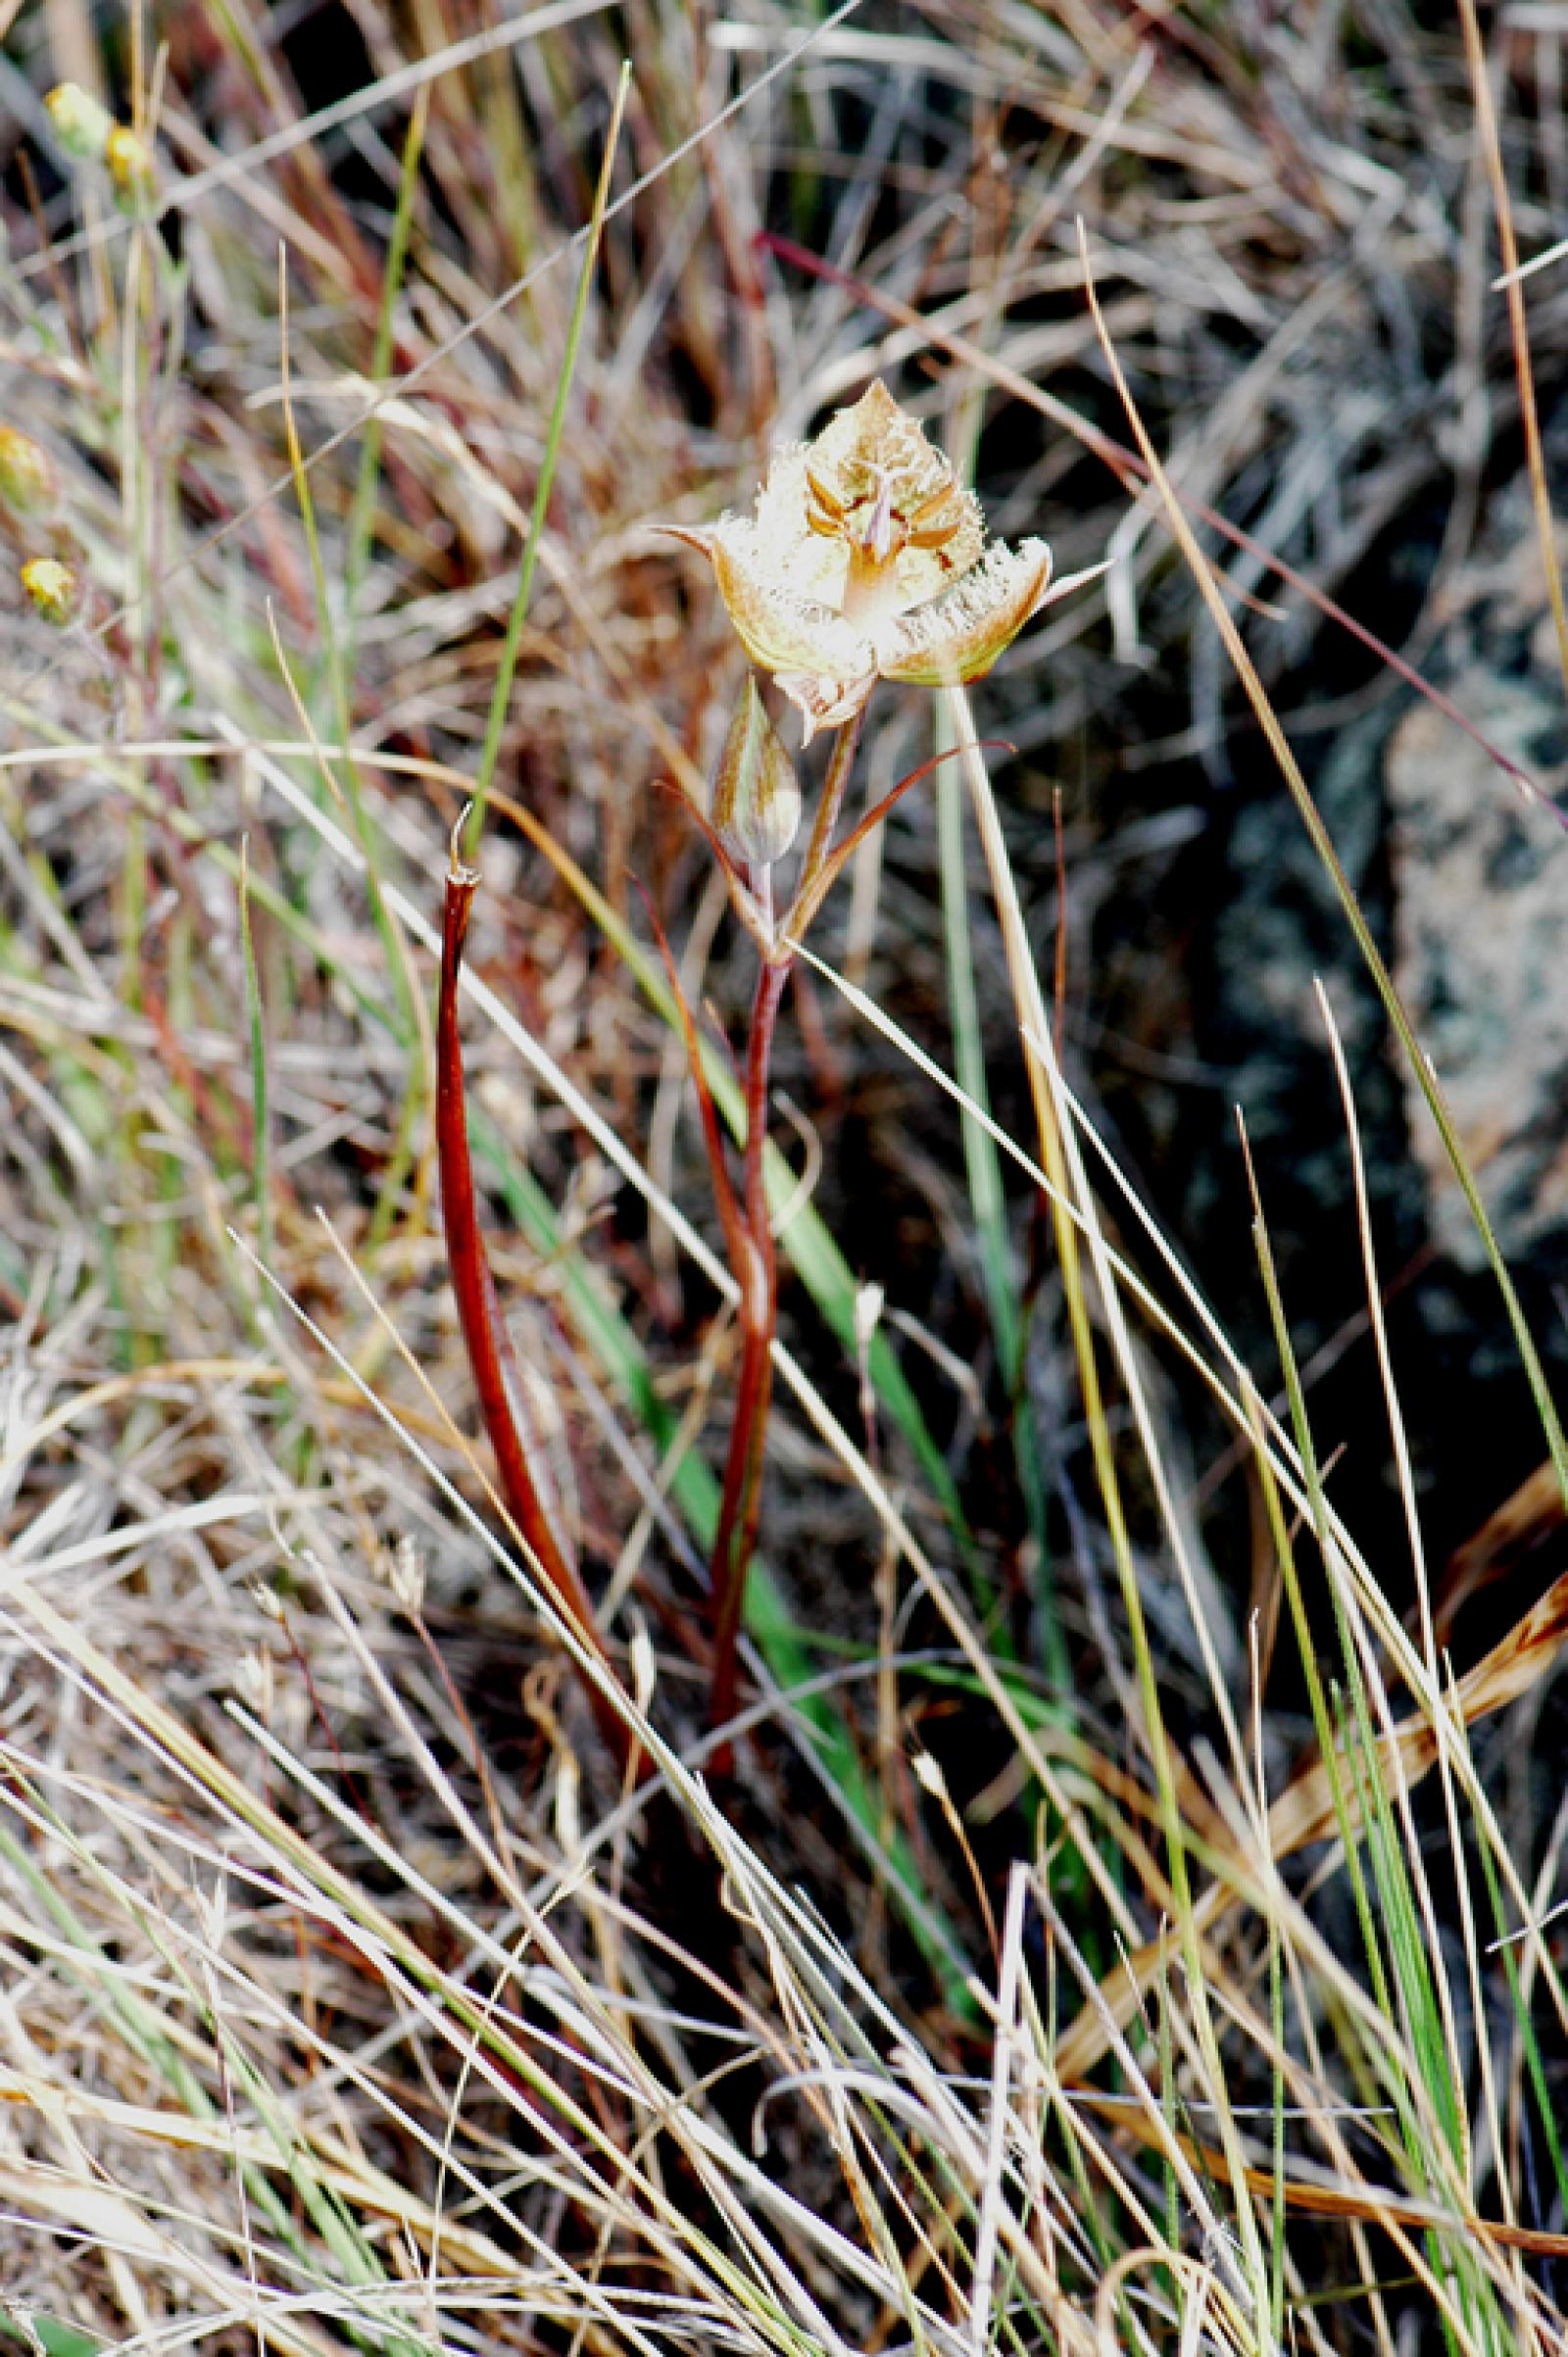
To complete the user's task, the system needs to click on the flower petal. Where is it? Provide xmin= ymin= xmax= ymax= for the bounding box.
xmin=810 ymin=382 xmax=966 ymax=540
xmin=773 ymin=667 xmax=877 ymax=747
xmin=883 ymin=496 xmax=985 ymax=613
xmin=1034 ymin=555 xmax=1117 ymax=609
xmin=741 ymin=449 xmax=851 ymax=606
xmin=705 ymin=527 xmax=875 ymax=682
xmin=805 ymin=383 xmax=985 ymax=616
xmin=874 ymin=537 xmax=1054 ymax=685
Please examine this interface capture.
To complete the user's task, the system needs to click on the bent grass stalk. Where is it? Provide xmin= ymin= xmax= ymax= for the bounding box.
xmin=423 ymin=70 xmax=631 ymax=1767
xmin=274 ymin=269 xmax=427 ymax=1258
xmin=437 ymin=838 xmax=633 ymax=1772
xmin=463 ymin=64 xmax=630 ymax=865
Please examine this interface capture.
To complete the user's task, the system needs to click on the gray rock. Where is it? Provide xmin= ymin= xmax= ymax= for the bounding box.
xmin=1387 ymin=527 xmax=1568 ymax=1271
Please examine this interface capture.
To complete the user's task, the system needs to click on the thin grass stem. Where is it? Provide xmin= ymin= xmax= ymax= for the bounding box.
xmin=463 ymin=63 xmax=630 ymax=862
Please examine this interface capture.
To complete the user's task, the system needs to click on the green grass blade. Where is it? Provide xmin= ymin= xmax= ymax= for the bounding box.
xmin=464 ymin=64 xmax=631 ymax=859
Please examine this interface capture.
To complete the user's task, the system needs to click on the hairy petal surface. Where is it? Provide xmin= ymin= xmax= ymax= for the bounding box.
xmin=773 ymin=666 xmax=878 ymax=743
xmin=875 ymin=538 xmax=1054 ymax=685
xmin=705 ymin=534 xmax=875 ymax=680
xmin=657 ymin=382 xmax=1106 ymax=735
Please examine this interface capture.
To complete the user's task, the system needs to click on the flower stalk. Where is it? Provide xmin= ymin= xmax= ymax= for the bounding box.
xmin=664 ymin=379 xmax=1106 ymax=1766
xmin=705 ymin=711 xmax=864 ymax=1769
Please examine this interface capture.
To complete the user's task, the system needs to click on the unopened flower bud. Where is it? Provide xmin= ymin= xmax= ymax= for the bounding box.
xmin=0 ymin=426 xmax=58 ymax=519
xmin=711 ymin=675 xmax=802 ymax=868
xmin=106 ymin=124 xmax=156 ymax=213
xmin=21 ymin=558 xmax=76 ymax=625
xmin=45 ymin=82 xmax=115 ymax=162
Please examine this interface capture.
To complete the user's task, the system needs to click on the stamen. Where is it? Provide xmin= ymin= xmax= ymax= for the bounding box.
xmin=905 ymin=479 xmax=962 ymax=533
xmin=863 ymin=469 xmax=896 ymax=564
xmin=805 ymin=466 xmax=846 ymax=519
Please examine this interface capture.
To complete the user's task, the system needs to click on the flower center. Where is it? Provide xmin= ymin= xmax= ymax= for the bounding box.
xmin=805 ymin=460 xmax=973 ymax=625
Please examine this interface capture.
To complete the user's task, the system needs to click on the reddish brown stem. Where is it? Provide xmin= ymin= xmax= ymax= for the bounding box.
xmin=437 ymin=854 xmax=633 ymax=1772
xmin=705 ymin=712 xmax=866 ymax=1771
xmin=707 ymin=954 xmax=790 ymax=1774
xmin=782 ymin=736 xmax=1009 ymax=945
xmin=637 ymin=883 xmax=748 ymax=1272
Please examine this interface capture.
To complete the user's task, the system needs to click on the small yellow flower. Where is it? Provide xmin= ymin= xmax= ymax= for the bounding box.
xmin=21 ymin=558 xmax=77 ymax=625
xmin=106 ymin=124 xmax=157 ymax=213
xmin=663 ymin=379 xmax=1104 ymax=741
xmin=45 ymin=82 xmax=115 ymax=162
xmin=0 ymin=426 xmax=58 ymax=519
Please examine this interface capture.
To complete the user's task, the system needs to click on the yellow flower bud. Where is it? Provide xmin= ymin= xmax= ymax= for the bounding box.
xmin=21 ymin=558 xmax=77 ymax=626
xmin=711 ymin=675 xmax=802 ymax=868
xmin=105 ymin=124 xmax=157 ymax=214
xmin=0 ymin=426 xmax=58 ymax=519
xmin=45 ymin=82 xmax=115 ymax=162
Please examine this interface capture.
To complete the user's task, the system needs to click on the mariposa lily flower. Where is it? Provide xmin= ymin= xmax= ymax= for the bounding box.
xmin=662 ymin=379 xmax=1105 ymax=740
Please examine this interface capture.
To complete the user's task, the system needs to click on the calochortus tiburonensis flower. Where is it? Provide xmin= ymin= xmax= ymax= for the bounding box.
xmin=652 ymin=381 xmax=1108 ymax=1765
xmin=664 ymin=378 xmax=1103 ymax=741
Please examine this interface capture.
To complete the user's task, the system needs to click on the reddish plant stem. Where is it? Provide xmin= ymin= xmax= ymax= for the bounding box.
xmin=437 ymin=853 xmax=633 ymax=1773
xmin=784 ymin=735 xmax=1005 ymax=944
xmin=707 ymin=952 xmax=790 ymax=1772
xmin=707 ymin=712 xmax=865 ymax=1771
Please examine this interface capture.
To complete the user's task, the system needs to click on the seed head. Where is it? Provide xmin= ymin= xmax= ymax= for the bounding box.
xmin=106 ymin=125 xmax=157 ymax=213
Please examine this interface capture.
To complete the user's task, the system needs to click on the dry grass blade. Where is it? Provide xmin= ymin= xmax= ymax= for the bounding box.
xmin=1056 ymin=1566 xmax=1568 ymax=2084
